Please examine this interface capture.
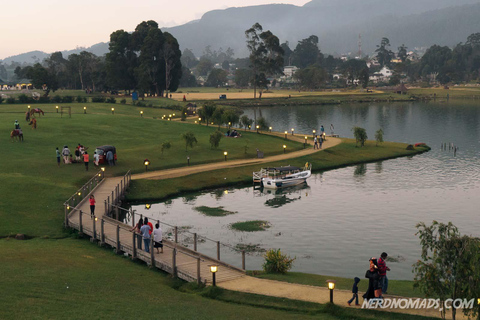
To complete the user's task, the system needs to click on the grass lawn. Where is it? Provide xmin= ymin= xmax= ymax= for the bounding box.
xmin=127 ymin=139 xmax=430 ymax=202
xmin=0 ymin=103 xmax=303 ymax=238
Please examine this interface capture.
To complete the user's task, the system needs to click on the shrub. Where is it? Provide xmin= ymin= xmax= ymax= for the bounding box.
xmin=262 ymin=249 xmax=295 ymax=274
xmin=375 ymin=128 xmax=384 ymax=146
xmin=106 ymin=97 xmax=116 ymax=104
xmin=62 ymin=96 xmax=74 ymax=103
xmin=0 ymin=96 xmax=3 ymax=104
xmin=51 ymin=95 xmax=62 ymax=103
xmin=257 ymin=117 xmax=269 ymax=130
xmin=209 ymin=130 xmax=223 ymax=149
xmin=91 ymin=96 xmax=106 ymax=103
xmin=181 ymin=106 xmax=188 ymax=121
xmin=136 ymin=101 xmax=146 ymax=107
xmin=120 ymin=98 xmax=126 ymax=104
xmin=76 ymin=96 xmax=87 ymax=103
xmin=38 ymin=96 xmax=51 ymax=103
xmin=161 ymin=141 xmax=172 ymax=156
xmin=6 ymin=97 xmax=15 ymax=104
xmin=18 ymin=94 xmax=31 ymax=103
xmin=352 ymin=126 xmax=367 ymax=147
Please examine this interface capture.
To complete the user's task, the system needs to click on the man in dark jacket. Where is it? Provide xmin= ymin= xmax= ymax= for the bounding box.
xmin=347 ymin=277 xmax=361 ymax=306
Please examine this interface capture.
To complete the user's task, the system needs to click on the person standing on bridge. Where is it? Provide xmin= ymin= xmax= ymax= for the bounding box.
xmin=89 ymin=195 xmax=96 ymax=218
xmin=130 ymin=218 xmax=143 ymax=250
xmin=153 ymin=223 xmax=163 ymax=254
xmin=140 ymin=222 xmax=151 ymax=253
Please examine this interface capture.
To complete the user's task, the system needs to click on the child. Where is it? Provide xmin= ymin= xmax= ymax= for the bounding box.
xmin=153 ymin=223 xmax=163 ymax=254
xmin=347 ymin=277 xmax=360 ymax=306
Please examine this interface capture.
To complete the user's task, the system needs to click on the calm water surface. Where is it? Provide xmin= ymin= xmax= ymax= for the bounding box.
xmin=130 ymin=101 xmax=480 ymax=280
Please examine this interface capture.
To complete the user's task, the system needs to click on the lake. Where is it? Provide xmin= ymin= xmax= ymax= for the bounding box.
xmin=129 ymin=101 xmax=480 ymax=280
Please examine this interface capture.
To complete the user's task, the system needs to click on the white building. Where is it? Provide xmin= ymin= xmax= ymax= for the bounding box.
xmin=283 ymin=66 xmax=299 ymax=78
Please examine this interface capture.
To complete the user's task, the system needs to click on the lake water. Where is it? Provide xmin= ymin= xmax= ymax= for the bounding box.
xmin=129 ymin=101 xmax=480 ymax=280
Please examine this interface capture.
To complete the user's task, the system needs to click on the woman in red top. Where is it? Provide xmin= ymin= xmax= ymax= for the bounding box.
xmin=89 ymin=195 xmax=96 ymax=218
xmin=83 ymin=151 xmax=89 ymax=171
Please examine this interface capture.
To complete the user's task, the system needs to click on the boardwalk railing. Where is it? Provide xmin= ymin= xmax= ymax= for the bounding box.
xmin=104 ymin=170 xmax=131 ymax=218
xmin=63 ymin=170 xmax=105 ymax=227
xmin=115 ymin=205 xmax=247 ymax=272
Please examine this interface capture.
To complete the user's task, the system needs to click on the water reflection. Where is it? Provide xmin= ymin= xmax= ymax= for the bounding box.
xmin=261 ymin=184 xmax=309 ymax=208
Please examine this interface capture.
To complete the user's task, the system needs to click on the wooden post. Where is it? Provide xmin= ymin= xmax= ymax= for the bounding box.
xmin=197 ymin=257 xmax=201 ymax=285
xmin=120 ymin=180 xmax=123 ymax=197
xmin=92 ymin=216 xmax=97 ymax=241
xmin=150 ymin=237 xmax=155 ymax=267
xmin=104 ymin=200 xmax=107 ymax=216
xmin=116 ymin=225 xmax=120 ymax=254
xmin=132 ymin=232 xmax=137 ymax=260
xmin=100 ymin=219 xmax=105 ymax=244
xmin=172 ymin=248 xmax=177 ymax=277
xmin=64 ymin=204 xmax=68 ymax=227
xmin=242 ymin=250 xmax=246 ymax=270
xmin=131 ymin=209 xmax=135 ymax=227
xmin=175 ymin=226 xmax=178 ymax=243
xmin=217 ymin=241 xmax=220 ymax=260
xmin=79 ymin=210 xmax=83 ymax=234
xmin=115 ymin=206 xmax=119 ymax=221
xmin=194 ymin=233 xmax=197 ymax=251
xmin=111 ymin=191 xmax=114 ymax=207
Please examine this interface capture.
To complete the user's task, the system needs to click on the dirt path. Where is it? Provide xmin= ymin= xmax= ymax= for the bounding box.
xmin=132 ymin=133 xmax=340 ymax=180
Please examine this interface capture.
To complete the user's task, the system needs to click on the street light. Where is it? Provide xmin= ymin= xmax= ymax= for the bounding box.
xmin=269 ymin=126 xmax=272 ymax=132
xmin=84 ymin=106 xmax=87 ymax=114
xmin=256 ymin=125 xmax=260 ymax=133
xmin=210 ymin=265 xmax=218 ymax=286
xmin=312 ymin=129 xmax=316 ymax=138
xmin=111 ymin=107 xmax=115 ymax=114
xmin=284 ymin=131 xmax=288 ymax=139
xmin=145 ymin=204 xmax=151 ymax=210
xmin=140 ymin=111 xmax=143 ymax=117
xmin=304 ymin=136 xmax=308 ymax=148
xmin=144 ymin=159 xmax=150 ymax=172
xmin=28 ymin=105 xmax=31 ymax=111
xmin=291 ymin=128 xmax=294 ymax=135
xmin=56 ymin=105 xmax=59 ymax=113
xmin=224 ymin=151 xmax=228 ymax=161
xmin=283 ymin=145 xmax=286 ymax=153
xmin=326 ymin=280 xmax=336 ymax=304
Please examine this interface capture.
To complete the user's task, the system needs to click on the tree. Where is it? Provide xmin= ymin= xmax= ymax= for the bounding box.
xmin=293 ymin=64 xmax=327 ymax=89
xmin=257 ymin=117 xmax=269 ymax=130
xmin=179 ymin=66 xmax=197 ymax=87
xmin=360 ymin=67 xmax=370 ymax=88
xmin=105 ymin=30 xmax=137 ymax=93
xmin=206 ymin=69 xmax=227 ymax=87
xmin=234 ymin=68 xmax=251 ymax=87
xmin=292 ymin=35 xmax=323 ymax=68
xmin=222 ymin=109 xmax=240 ymax=128
xmin=281 ymin=41 xmax=293 ymax=66
xmin=262 ymin=249 xmax=295 ymax=274
xmin=0 ymin=63 xmax=7 ymax=80
xmin=25 ymin=63 xmax=58 ymax=96
xmin=352 ymin=127 xmax=367 ymax=147
xmin=162 ymin=32 xmax=183 ymax=96
xmin=181 ymin=48 xmax=198 ymax=69
xmin=196 ymin=58 xmax=213 ymax=76
xmin=413 ymin=221 xmax=480 ymax=320
xmin=221 ymin=60 xmax=230 ymax=71
xmin=160 ymin=141 xmax=172 ymax=156
xmin=181 ymin=131 xmax=197 ymax=151
xmin=418 ymin=45 xmax=453 ymax=84
xmin=375 ymin=129 xmax=384 ymax=146
xmin=199 ymin=102 xmax=216 ymax=126
xmin=211 ymin=106 xmax=225 ymax=127
xmin=209 ymin=130 xmax=223 ymax=149
xmin=375 ymin=37 xmax=394 ymax=68
xmin=342 ymin=59 xmax=367 ymax=87
xmin=240 ymin=115 xmax=253 ymax=131
xmin=398 ymin=44 xmax=408 ymax=63
xmin=245 ymin=23 xmax=284 ymax=99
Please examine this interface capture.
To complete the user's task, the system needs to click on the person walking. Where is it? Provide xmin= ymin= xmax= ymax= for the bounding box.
xmin=130 ymin=218 xmax=143 ymax=250
xmin=330 ymin=124 xmax=335 ymax=136
xmin=83 ymin=151 xmax=89 ymax=171
xmin=319 ymin=135 xmax=323 ymax=149
xmin=56 ymin=147 xmax=61 ymax=167
xmin=347 ymin=277 xmax=360 ymax=306
xmin=363 ymin=257 xmax=380 ymax=302
xmin=89 ymin=195 xmax=96 ymax=218
xmin=62 ymin=145 xmax=71 ymax=163
xmin=313 ymin=136 xmax=318 ymax=149
xmin=93 ymin=151 xmax=99 ymax=166
xmin=106 ymin=150 xmax=114 ymax=166
xmin=153 ymin=223 xmax=163 ymax=254
xmin=140 ymin=222 xmax=151 ymax=253
xmin=377 ymin=252 xmax=390 ymax=295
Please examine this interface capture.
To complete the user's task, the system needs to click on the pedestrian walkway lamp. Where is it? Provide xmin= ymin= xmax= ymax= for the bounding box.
xmin=326 ymin=280 xmax=336 ymax=304
xmin=145 ymin=204 xmax=151 ymax=210
xmin=101 ymin=167 xmax=105 ymax=178
xmin=56 ymin=105 xmax=59 ymax=113
xmin=198 ymin=117 xmax=202 ymax=124
xmin=224 ymin=151 xmax=228 ymax=161
xmin=140 ymin=111 xmax=143 ymax=117
xmin=291 ymin=128 xmax=294 ymax=135
xmin=210 ymin=265 xmax=218 ymax=286
xmin=304 ymin=136 xmax=308 ymax=148
xmin=269 ymin=126 xmax=272 ymax=132
xmin=144 ymin=159 xmax=150 ymax=172
xmin=283 ymin=145 xmax=286 ymax=153
xmin=28 ymin=105 xmax=31 ymax=111
xmin=284 ymin=131 xmax=288 ymax=139
xmin=111 ymin=107 xmax=115 ymax=114
xmin=256 ymin=125 xmax=260 ymax=133
xmin=312 ymin=129 xmax=316 ymax=138
xmin=84 ymin=106 xmax=87 ymax=114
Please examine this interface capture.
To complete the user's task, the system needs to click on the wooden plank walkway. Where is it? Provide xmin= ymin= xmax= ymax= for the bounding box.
xmin=66 ymin=174 xmax=245 ymax=284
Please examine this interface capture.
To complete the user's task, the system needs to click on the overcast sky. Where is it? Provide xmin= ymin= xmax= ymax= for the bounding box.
xmin=0 ymin=0 xmax=310 ymax=60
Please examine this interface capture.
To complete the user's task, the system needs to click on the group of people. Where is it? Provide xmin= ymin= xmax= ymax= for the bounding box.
xmin=348 ymin=252 xmax=390 ymax=306
xmin=226 ymin=129 xmax=241 ymax=137
xmin=56 ymin=144 xmax=100 ymax=171
xmin=130 ymin=217 xmax=163 ymax=254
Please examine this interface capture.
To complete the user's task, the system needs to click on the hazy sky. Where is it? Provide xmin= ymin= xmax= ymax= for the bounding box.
xmin=0 ymin=0 xmax=309 ymax=60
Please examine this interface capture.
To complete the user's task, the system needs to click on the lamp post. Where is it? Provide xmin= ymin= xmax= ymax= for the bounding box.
xmin=145 ymin=204 xmax=151 ymax=210
xmin=210 ymin=265 xmax=218 ymax=286
xmin=198 ymin=117 xmax=202 ymax=124
xmin=256 ymin=125 xmax=260 ymax=133
xmin=187 ymin=156 xmax=190 ymax=166
xmin=312 ymin=129 xmax=316 ymax=138
xmin=224 ymin=151 xmax=228 ymax=161
xmin=56 ymin=105 xmax=59 ymax=113
xmin=291 ymin=128 xmax=294 ymax=136
xmin=284 ymin=131 xmax=288 ymax=139
xmin=304 ymin=136 xmax=308 ymax=148
xmin=140 ymin=111 xmax=143 ymax=117
xmin=144 ymin=159 xmax=150 ymax=172
xmin=101 ymin=167 xmax=105 ymax=178
xmin=28 ymin=105 xmax=31 ymax=111
xmin=84 ymin=106 xmax=87 ymax=114
xmin=283 ymin=145 xmax=286 ymax=153
xmin=269 ymin=126 xmax=272 ymax=132
xmin=111 ymin=107 xmax=115 ymax=114
xmin=326 ymin=280 xmax=336 ymax=304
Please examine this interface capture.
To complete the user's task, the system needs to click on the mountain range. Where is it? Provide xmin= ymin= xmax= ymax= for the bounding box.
xmin=2 ymin=0 xmax=480 ymax=65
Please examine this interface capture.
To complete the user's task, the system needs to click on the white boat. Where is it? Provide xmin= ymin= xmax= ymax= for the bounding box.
xmin=253 ymin=163 xmax=312 ymax=189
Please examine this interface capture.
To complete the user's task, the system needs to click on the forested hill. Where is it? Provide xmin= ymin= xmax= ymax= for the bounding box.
xmin=3 ymin=0 xmax=480 ymax=64
xmin=165 ymin=0 xmax=480 ymax=56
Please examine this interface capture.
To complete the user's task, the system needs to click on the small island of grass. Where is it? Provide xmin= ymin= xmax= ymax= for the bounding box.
xmin=194 ymin=206 xmax=236 ymax=217
xmin=231 ymin=220 xmax=271 ymax=232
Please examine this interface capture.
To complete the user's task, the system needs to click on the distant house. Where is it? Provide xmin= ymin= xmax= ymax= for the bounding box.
xmin=196 ymin=76 xmax=206 ymax=86
xmin=283 ymin=66 xmax=298 ymax=78
xmin=370 ymin=67 xmax=393 ymax=83
xmin=394 ymin=83 xmax=408 ymax=95
xmin=185 ymin=103 xmax=197 ymax=115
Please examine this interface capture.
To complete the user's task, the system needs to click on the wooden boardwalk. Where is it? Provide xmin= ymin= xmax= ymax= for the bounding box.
xmin=66 ymin=172 xmax=245 ymax=285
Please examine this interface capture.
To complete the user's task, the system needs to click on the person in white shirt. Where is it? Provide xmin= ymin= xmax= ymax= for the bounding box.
xmin=93 ymin=151 xmax=100 ymax=166
xmin=153 ymin=223 xmax=163 ymax=253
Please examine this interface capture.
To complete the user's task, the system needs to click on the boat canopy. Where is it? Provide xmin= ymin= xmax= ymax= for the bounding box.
xmin=265 ymin=166 xmax=300 ymax=172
